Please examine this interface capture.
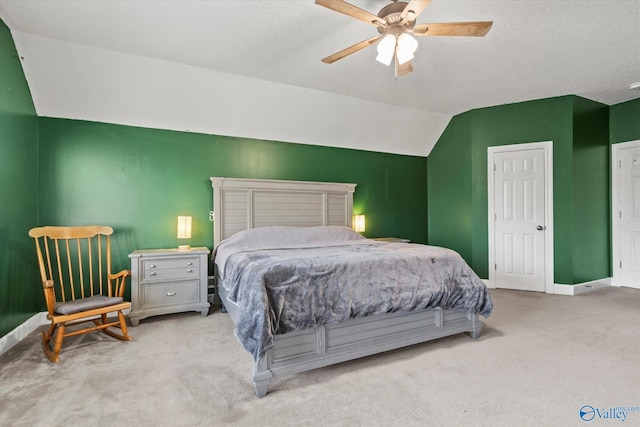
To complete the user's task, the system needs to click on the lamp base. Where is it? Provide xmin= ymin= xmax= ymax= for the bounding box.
xmin=178 ymin=244 xmax=191 ymax=251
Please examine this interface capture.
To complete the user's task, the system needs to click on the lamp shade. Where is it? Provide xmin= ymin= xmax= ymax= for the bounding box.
xmin=376 ymin=34 xmax=396 ymax=66
xmin=396 ymin=33 xmax=418 ymax=65
xmin=177 ymin=216 xmax=192 ymax=239
xmin=353 ymin=215 xmax=366 ymax=233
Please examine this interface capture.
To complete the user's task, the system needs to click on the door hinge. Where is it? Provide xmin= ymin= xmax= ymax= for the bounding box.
xmin=493 ymin=163 xmax=497 ymax=172
xmin=494 ymin=263 xmax=497 ymax=270
xmin=620 ymin=261 xmax=623 ymax=268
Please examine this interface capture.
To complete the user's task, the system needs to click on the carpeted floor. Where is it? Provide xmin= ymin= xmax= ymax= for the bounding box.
xmin=1 ymin=287 xmax=639 ymax=427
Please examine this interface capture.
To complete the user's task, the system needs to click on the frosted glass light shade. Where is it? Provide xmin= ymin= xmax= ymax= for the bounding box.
xmin=177 ymin=216 xmax=192 ymax=250
xmin=353 ymin=215 xmax=366 ymax=233
xmin=396 ymin=33 xmax=418 ymax=65
xmin=376 ymin=34 xmax=396 ymax=66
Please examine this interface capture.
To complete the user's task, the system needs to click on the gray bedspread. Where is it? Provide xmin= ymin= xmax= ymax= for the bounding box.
xmin=215 ymin=226 xmax=493 ymax=363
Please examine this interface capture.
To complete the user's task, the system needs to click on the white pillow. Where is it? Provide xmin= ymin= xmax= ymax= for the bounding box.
xmin=219 ymin=225 xmax=364 ymax=251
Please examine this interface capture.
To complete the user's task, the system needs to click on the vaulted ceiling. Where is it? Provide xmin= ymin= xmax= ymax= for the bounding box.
xmin=1 ymin=1 xmax=639 ymax=156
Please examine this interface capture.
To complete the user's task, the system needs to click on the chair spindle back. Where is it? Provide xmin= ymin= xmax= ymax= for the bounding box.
xmin=29 ymin=226 xmax=121 ymax=316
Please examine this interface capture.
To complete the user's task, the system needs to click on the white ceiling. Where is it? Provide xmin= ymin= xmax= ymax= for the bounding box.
xmin=1 ymin=0 xmax=639 ymax=156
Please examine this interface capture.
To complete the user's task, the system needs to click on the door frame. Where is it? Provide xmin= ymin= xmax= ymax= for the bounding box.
xmin=612 ymin=139 xmax=640 ymax=287
xmin=488 ymin=141 xmax=554 ymax=293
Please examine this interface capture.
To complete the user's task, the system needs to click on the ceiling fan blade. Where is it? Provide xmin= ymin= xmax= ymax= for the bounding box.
xmin=321 ymin=36 xmax=381 ymax=64
xmin=315 ymin=0 xmax=387 ymax=27
xmin=413 ymin=21 xmax=493 ymax=37
xmin=396 ymin=58 xmax=414 ymax=77
xmin=399 ymin=0 xmax=432 ymax=24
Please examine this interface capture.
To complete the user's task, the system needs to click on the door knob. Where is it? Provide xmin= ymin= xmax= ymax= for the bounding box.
xmin=536 ymin=225 xmax=546 ymax=231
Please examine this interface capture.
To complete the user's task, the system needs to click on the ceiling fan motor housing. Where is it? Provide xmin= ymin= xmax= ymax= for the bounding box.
xmin=377 ymin=1 xmax=416 ymax=35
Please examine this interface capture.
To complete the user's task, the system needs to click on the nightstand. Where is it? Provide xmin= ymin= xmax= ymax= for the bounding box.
xmin=128 ymin=247 xmax=210 ymax=326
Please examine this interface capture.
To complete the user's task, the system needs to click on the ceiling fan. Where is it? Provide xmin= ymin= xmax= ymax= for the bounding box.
xmin=315 ymin=0 xmax=493 ymax=77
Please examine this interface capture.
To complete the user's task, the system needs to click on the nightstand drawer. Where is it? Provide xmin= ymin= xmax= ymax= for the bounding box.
xmin=143 ymin=257 xmax=198 ymax=271
xmin=143 ymin=266 xmax=199 ymax=281
xmin=143 ymin=280 xmax=200 ymax=307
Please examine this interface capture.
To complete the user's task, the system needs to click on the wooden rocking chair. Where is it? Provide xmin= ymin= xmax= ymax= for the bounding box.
xmin=28 ymin=225 xmax=132 ymax=362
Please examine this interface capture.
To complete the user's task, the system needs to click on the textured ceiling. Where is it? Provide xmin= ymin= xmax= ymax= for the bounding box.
xmin=1 ymin=0 xmax=639 ymax=155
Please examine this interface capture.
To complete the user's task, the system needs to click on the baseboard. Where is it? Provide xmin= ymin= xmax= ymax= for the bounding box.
xmin=0 ymin=307 xmax=132 ymax=358
xmin=482 ymin=279 xmax=494 ymax=289
xmin=553 ymin=278 xmax=612 ymax=295
xmin=0 ymin=312 xmax=48 ymax=358
xmin=484 ymin=278 xmax=612 ymax=295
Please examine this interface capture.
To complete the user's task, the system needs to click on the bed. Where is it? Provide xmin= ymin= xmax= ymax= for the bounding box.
xmin=210 ymin=177 xmax=493 ymax=397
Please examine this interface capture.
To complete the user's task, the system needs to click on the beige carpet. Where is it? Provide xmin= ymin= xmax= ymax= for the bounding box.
xmin=1 ymin=287 xmax=639 ymax=427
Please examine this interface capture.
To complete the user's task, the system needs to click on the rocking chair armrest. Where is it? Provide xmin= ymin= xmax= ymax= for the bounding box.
xmin=108 ymin=269 xmax=131 ymax=280
xmin=108 ymin=269 xmax=131 ymax=298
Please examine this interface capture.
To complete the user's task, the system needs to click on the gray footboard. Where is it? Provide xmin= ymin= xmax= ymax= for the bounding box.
xmin=253 ymin=308 xmax=482 ymax=397
xmin=218 ymin=283 xmax=483 ymax=398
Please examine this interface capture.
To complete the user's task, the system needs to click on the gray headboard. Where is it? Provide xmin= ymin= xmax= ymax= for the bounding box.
xmin=210 ymin=177 xmax=357 ymax=247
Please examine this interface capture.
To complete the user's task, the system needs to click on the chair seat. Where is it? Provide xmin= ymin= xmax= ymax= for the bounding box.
xmin=55 ymin=295 xmax=124 ymax=315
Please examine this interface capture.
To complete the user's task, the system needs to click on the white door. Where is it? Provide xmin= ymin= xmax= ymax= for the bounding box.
xmin=492 ymin=147 xmax=547 ymax=291
xmin=616 ymin=144 xmax=640 ymax=289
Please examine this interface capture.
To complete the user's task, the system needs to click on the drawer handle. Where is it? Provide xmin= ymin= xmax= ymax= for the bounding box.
xmin=187 ymin=269 xmax=193 ymax=273
xmin=166 ymin=291 xmax=176 ymax=296
xmin=149 ymin=272 xmax=156 ymax=276
xmin=149 ymin=264 xmax=156 ymax=268
xmin=186 ymin=262 xmax=193 ymax=266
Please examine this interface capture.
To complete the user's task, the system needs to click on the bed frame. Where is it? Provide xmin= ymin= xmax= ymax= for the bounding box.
xmin=210 ymin=177 xmax=484 ymax=397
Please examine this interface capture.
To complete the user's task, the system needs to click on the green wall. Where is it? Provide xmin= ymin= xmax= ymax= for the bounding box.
xmin=0 ymin=19 xmax=41 ymax=337
xmin=428 ymin=96 xmax=610 ymax=284
xmin=426 ymin=113 xmax=473 ymax=262
xmin=37 ymin=118 xmax=429 ymax=277
xmin=610 ymin=98 xmax=640 ymax=144
xmin=572 ymin=97 xmax=610 ymax=283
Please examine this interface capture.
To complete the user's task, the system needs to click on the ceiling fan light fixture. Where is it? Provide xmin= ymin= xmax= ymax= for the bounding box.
xmin=376 ymin=33 xmax=396 ymax=66
xmin=316 ymin=0 xmax=493 ymax=77
xmin=396 ymin=33 xmax=418 ymax=65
